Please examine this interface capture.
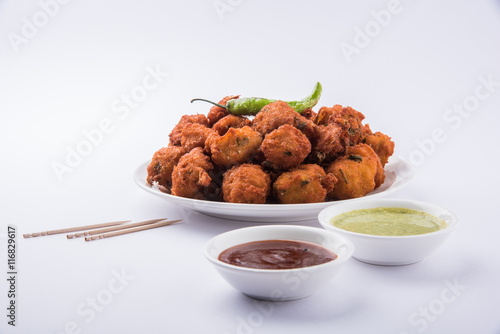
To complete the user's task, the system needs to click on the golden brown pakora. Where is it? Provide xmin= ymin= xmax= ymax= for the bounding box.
xmin=180 ymin=123 xmax=216 ymax=152
xmin=171 ymin=147 xmax=214 ymax=200
xmin=326 ymin=143 xmax=384 ymax=200
xmin=293 ymin=114 xmax=317 ymax=141
xmin=260 ymin=124 xmax=311 ymax=170
xmin=146 ymin=146 xmax=187 ymax=191
xmin=362 ymin=125 xmax=395 ymax=167
xmin=252 ymin=101 xmax=297 ymax=136
xmin=205 ymin=126 xmax=262 ymax=168
xmin=301 ymin=108 xmax=317 ymax=121
xmin=212 ymin=115 xmax=252 ymax=136
xmin=315 ymin=104 xmax=343 ymax=125
xmin=316 ymin=105 xmax=366 ymax=147
xmin=169 ymin=114 xmax=209 ymax=146
xmin=310 ymin=124 xmax=344 ymax=163
xmin=222 ymin=164 xmax=271 ymax=204
xmin=273 ymin=164 xmax=337 ymax=204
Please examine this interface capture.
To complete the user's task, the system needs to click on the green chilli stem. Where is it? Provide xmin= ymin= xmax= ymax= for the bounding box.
xmin=190 ymin=98 xmax=227 ymax=109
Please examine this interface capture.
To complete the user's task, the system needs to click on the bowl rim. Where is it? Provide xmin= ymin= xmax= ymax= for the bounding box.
xmin=318 ymin=198 xmax=459 ymax=240
xmin=204 ymin=225 xmax=354 ymax=273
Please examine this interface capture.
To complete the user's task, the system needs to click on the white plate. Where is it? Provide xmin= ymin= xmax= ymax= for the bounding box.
xmin=133 ymin=156 xmax=414 ymax=222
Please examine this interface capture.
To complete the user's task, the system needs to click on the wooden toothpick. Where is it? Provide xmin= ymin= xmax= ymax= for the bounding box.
xmin=66 ymin=218 xmax=167 ymax=239
xmin=23 ymin=220 xmax=131 ymax=238
xmin=84 ymin=220 xmax=182 ymax=242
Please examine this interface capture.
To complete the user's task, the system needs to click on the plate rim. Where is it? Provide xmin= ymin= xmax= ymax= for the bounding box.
xmin=133 ymin=156 xmax=414 ymax=219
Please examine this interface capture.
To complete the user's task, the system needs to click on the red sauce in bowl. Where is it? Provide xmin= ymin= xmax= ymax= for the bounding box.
xmin=218 ymin=240 xmax=337 ymax=270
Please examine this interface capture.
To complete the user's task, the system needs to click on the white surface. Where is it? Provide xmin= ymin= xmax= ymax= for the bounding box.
xmin=134 ymin=156 xmax=413 ymax=222
xmin=318 ymin=198 xmax=458 ymax=265
xmin=1 ymin=1 xmax=500 ymax=334
xmin=204 ymin=225 xmax=354 ymax=301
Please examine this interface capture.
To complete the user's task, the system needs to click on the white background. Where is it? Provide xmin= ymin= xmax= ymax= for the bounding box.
xmin=1 ymin=0 xmax=500 ymax=333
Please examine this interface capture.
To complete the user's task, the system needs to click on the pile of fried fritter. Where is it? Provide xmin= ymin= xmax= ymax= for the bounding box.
xmin=146 ymin=97 xmax=395 ymax=204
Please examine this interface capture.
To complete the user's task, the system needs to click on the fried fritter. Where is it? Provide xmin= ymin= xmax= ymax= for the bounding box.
xmin=301 ymin=108 xmax=317 ymax=121
xmin=260 ymin=124 xmax=311 ymax=170
xmin=146 ymin=146 xmax=187 ymax=191
xmin=293 ymin=114 xmax=317 ymax=141
xmin=252 ymin=101 xmax=297 ymax=136
xmin=334 ymin=106 xmax=366 ymax=145
xmin=310 ymin=124 xmax=344 ymax=163
xmin=315 ymin=105 xmax=343 ymax=125
xmin=169 ymin=114 xmax=209 ymax=146
xmin=180 ymin=123 xmax=216 ymax=152
xmin=212 ymin=115 xmax=251 ymax=136
xmin=273 ymin=164 xmax=337 ymax=204
xmin=171 ymin=147 xmax=214 ymax=200
xmin=205 ymin=126 xmax=262 ymax=168
xmin=316 ymin=105 xmax=366 ymax=147
xmin=206 ymin=95 xmax=239 ymax=127
xmin=310 ymin=105 xmax=369 ymax=163
xmin=326 ymin=143 xmax=384 ymax=200
xmin=362 ymin=125 xmax=395 ymax=167
xmin=251 ymin=100 xmax=317 ymax=142
xmin=222 ymin=164 xmax=271 ymax=204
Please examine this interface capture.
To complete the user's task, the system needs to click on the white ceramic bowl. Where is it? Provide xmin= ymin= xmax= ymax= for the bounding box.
xmin=318 ymin=199 xmax=458 ymax=266
xmin=204 ymin=225 xmax=354 ymax=301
